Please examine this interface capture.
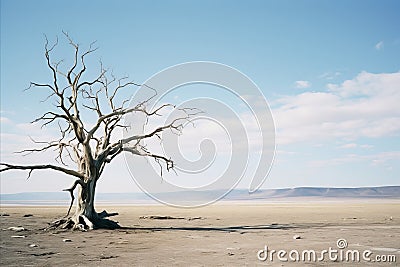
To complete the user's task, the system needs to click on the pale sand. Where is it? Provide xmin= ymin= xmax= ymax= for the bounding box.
xmin=0 ymin=201 xmax=399 ymax=266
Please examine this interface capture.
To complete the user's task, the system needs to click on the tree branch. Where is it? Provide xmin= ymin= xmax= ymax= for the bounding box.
xmin=63 ymin=179 xmax=86 ymax=217
xmin=122 ymin=146 xmax=174 ymax=176
xmin=0 ymin=163 xmax=84 ymax=179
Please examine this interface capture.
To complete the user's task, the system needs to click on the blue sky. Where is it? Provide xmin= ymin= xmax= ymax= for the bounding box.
xmin=1 ymin=0 xmax=399 ymax=194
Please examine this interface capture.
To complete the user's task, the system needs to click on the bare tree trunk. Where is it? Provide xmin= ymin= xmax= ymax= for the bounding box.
xmin=61 ymin=177 xmax=119 ymax=230
xmin=73 ymin=178 xmax=97 ymax=229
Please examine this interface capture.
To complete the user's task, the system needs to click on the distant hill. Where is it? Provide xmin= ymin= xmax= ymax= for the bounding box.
xmin=227 ymin=186 xmax=400 ymax=200
xmin=1 ymin=186 xmax=399 ymax=205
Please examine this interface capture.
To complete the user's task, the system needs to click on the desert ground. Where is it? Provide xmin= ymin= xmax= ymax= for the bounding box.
xmin=0 ymin=201 xmax=399 ymax=266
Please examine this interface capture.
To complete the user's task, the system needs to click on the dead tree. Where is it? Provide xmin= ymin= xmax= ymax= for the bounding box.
xmin=0 ymin=33 xmax=196 ymax=230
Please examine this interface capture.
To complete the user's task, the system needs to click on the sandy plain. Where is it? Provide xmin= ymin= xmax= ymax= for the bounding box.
xmin=0 ymin=201 xmax=399 ymax=266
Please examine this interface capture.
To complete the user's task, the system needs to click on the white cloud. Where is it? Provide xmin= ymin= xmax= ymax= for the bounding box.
xmin=375 ymin=41 xmax=384 ymax=50
xmin=0 ymin=116 xmax=12 ymax=124
xmin=274 ymin=71 xmax=400 ymax=145
xmin=338 ymin=143 xmax=373 ymax=149
xmin=319 ymin=71 xmax=341 ymax=80
xmin=360 ymin=144 xmax=373 ymax=149
xmin=339 ymin=143 xmax=357 ymax=149
xmin=294 ymin=80 xmax=311 ymax=89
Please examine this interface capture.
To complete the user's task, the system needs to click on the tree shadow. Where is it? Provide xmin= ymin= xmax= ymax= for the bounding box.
xmin=119 ymin=223 xmax=299 ymax=233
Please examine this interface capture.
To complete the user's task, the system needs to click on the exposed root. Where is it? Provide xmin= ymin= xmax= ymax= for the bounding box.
xmin=78 ymin=215 xmax=94 ymax=230
xmin=46 ymin=218 xmax=74 ymax=230
xmin=45 ymin=211 xmax=120 ymax=231
xmin=98 ymin=210 xmax=119 ymax=219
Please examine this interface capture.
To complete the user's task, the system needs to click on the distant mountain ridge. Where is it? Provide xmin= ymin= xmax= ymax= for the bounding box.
xmin=227 ymin=186 xmax=400 ymax=200
xmin=1 ymin=186 xmax=399 ymax=205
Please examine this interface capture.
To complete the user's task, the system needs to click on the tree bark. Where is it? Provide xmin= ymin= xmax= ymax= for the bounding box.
xmin=74 ymin=178 xmax=97 ymax=229
xmin=62 ymin=177 xmax=119 ymax=230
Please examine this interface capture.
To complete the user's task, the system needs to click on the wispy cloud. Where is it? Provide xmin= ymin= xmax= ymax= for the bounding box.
xmin=319 ymin=71 xmax=341 ymax=80
xmin=338 ymin=143 xmax=373 ymax=149
xmin=0 ymin=110 xmax=16 ymax=115
xmin=339 ymin=143 xmax=357 ymax=149
xmin=0 ymin=116 xmax=12 ymax=124
xmin=294 ymin=80 xmax=311 ymax=89
xmin=375 ymin=41 xmax=384 ymax=50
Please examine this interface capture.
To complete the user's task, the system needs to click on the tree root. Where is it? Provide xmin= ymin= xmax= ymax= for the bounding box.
xmin=45 ymin=211 xmax=120 ymax=231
